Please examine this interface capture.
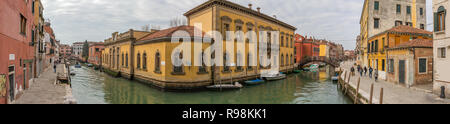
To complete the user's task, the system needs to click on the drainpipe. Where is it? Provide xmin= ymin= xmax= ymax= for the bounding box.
xmin=130 ymin=29 xmax=135 ymax=79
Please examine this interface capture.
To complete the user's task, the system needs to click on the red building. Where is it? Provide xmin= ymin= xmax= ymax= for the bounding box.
xmin=294 ymin=34 xmax=320 ymax=65
xmin=59 ymin=44 xmax=72 ymax=59
xmin=88 ymin=42 xmax=105 ymax=66
xmin=0 ymin=0 xmax=35 ymax=104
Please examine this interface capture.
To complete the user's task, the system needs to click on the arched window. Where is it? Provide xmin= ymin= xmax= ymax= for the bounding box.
xmin=247 ymin=53 xmax=253 ymax=70
xmin=143 ymin=52 xmax=147 ymax=70
xmin=223 ymin=52 xmax=230 ymax=72
xmin=125 ymin=53 xmax=128 ymax=67
xmin=281 ymin=32 xmax=285 ymax=47
xmin=198 ymin=51 xmax=207 ymax=73
xmin=121 ymin=53 xmax=124 ymax=67
xmin=236 ymin=52 xmax=243 ymax=71
xmin=281 ymin=54 xmax=284 ymax=67
xmin=290 ymin=54 xmax=293 ymax=65
xmin=286 ymin=54 xmax=289 ymax=66
xmin=137 ymin=53 xmax=141 ymax=69
xmin=173 ymin=51 xmax=184 ymax=74
xmin=155 ymin=51 xmax=161 ymax=73
xmin=435 ymin=6 xmax=446 ymax=31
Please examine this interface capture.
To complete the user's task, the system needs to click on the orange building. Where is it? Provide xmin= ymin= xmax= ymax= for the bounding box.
xmin=88 ymin=42 xmax=105 ymax=66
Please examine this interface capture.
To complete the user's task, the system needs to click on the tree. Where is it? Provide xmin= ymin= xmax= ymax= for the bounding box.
xmin=82 ymin=40 xmax=89 ymax=62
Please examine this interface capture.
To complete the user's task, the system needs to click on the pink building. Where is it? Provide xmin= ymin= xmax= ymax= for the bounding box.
xmin=59 ymin=44 xmax=72 ymax=59
xmin=88 ymin=42 xmax=105 ymax=66
xmin=0 ymin=0 xmax=35 ymax=104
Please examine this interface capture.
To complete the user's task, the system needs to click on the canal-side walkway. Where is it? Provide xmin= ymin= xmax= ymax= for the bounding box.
xmin=14 ymin=64 xmax=74 ymax=104
xmin=340 ymin=61 xmax=450 ymax=104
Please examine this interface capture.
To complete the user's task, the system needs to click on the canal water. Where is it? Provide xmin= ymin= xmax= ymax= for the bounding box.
xmin=70 ymin=66 xmax=352 ymax=104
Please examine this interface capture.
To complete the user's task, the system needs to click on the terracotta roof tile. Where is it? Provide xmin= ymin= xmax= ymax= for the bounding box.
xmin=387 ymin=25 xmax=432 ymax=35
xmin=390 ymin=39 xmax=433 ymax=49
xmin=138 ymin=26 xmax=205 ymax=42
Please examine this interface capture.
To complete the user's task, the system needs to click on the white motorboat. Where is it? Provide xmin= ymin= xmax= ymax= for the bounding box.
xmin=261 ymin=71 xmax=287 ymax=81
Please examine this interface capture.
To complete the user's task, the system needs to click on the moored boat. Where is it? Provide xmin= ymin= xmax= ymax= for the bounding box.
xmin=262 ymin=71 xmax=287 ymax=81
xmin=207 ymin=82 xmax=243 ymax=90
xmin=244 ymin=79 xmax=265 ymax=85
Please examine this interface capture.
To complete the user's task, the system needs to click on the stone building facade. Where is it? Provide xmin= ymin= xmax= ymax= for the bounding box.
xmin=432 ymin=0 xmax=450 ymax=98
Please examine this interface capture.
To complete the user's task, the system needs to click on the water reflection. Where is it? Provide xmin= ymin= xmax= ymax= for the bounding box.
xmin=71 ymin=66 xmax=352 ymax=104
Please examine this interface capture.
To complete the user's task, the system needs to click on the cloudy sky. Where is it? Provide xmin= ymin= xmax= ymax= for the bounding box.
xmin=41 ymin=0 xmax=433 ymax=50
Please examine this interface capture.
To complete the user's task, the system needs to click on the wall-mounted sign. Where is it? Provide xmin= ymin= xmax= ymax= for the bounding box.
xmin=9 ymin=54 xmax=15 ymax=60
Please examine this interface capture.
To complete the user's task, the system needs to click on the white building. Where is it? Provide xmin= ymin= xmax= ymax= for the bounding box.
xmin=72 ymin=42 xmax=84 ymax=58
xmin=432 ymin=0 xmax=450 ymax=98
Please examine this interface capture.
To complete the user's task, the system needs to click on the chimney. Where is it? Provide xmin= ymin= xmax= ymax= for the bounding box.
xmin=248 ymin=4 xmax=252 ymax=10
xmin=257 ymin=7 xmax=261 ymax=13
xmin=273 ymin=15 xmax=277 ymax=19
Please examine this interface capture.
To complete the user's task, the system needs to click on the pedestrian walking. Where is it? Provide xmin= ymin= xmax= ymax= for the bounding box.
xmin=364 ymin=66 xmax=367 ymax=76
xmin=374 ymin=69 xmax=379 ymax=82
xmin=351 ymin=66 xmax=355 ymax=76
xmin=369 ymin=67 xmax=373 ymax=78
xmin=53 ymin=63 xmax=57 ymax=73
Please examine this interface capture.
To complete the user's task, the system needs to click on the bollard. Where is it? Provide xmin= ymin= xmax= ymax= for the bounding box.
xmin=441 ymin=86 xmax=446 ymax=99
xmin=354 ymin=78 xmax=360 ymax=104
xmin=380 ymin=88 xmax=384 ymax=104
xmin=369 ymin=83 xmax=374 ymax=104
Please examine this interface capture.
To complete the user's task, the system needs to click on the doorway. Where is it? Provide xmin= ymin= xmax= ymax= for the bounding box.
xmin=399 ymin=60 xmax=406 ymax=84
xmin=8 ymin=66 xmax=15 ymax=101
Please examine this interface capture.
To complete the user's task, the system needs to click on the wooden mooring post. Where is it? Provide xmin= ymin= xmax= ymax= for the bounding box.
xmin=354 ymin=77 xmax=360 ymax=104
xmin=369 ymin=83 xmax=374 ymax=104
xmin=380 ymin=88 xmax=384 ymax=104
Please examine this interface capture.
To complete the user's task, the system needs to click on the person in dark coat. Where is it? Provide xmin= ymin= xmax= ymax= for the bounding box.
xmin=369 ymin=67 xmax=373 ymax=78
xmin=364 ymin=66 xmax=367 ymax=76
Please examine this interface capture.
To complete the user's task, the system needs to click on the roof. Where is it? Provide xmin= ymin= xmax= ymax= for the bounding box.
xmin=370 ymin=26 xmax=432 ymax=39
xmin=137 ymin=26 xmax=206 ymax=43
xmin=184 ymin=0 xmax=296 ymax=30
xmin=388 ymin=39 xmax=433 ymax=50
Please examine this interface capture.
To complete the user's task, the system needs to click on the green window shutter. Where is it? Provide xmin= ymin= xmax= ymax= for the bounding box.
xmin=435 ymin=12 xmax=439 ymax=32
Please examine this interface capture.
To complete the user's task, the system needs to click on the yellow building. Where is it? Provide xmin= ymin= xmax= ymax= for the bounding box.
xmin=102 ymin=29 xmax=154 ymax=79
xmin=184 ymin=0 xmax=297 ymax=84
xmin=359 ymin=0 xmax=369 ymax=66
xmin=101 ymin=0 xmax=296 ymax=89
xmin=367 ymin=25 xmax=432 ymax=80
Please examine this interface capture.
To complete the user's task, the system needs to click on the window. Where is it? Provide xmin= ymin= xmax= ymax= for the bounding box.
xmin=198 ymin=51 xmax=206 ymax=73
xmin=285 ymin=35 xmax=289 ymax=48
xmin=374 ymin=1 xmax=379 ymax=10
xmin=137 ymin=53 xmax=141 ymax=69
xmin=435 ymin=6 xmax=446 ymax=32
xmin=121 ymin=53 xmax=124 ymax=67
xmin=382 ymin=59 xmax=385 ymax=71
xmin=125 ymin=53 xmax=128 ymax=67
xmin=397 ymin=4 xmax=401 ymax=13
xmin=155 ymin=52 xmax=161 ymax=73
xmin=236 ymin=53 xmax=243 ymax=71
xmin=286 ymin=54 xmax=289 ymax=66
xmin=420 ymin=24 xmax=425 ymax=30
xmin=247 ymin=53 xmax=253 ymax=70
xmin=20 ymin=14 xmax=27 ymax=35
xmin=420 ymin=8 xmax=424 ymax=16
xmin=281 ymin=35 xmax=284 ymax=47
xmin=281 ymin=54 xmax=284 ymax=67
xmin=143 ymin=53 xmax=147 ymax=70
xmin=32 ymin=0 xmax=35 ymax=14
xmin=374 ymin=18 xmax=380 ymax=29
xmin=223 ymin=53 xmax=230 ymax=72
xmin=438 ymin=48 xmax=446 ymax=58
xmin=223 ymin=23 xmax=230 ymax=40
xmin=395 ymin=21 xmax=403 ymax=26
xmin=407 ymin=6 xmax=411 ymax=14
xmin=389 ymin=59 xmax=394 ymax=73
xmin=418 ymin=58 xmax=427 ymax=73
xmin=374 ymin=40 xmax=378 ymax=52
xmin=173 ymin=52 xmax=184 ymax=73
xmin=406 ymin=22 xmax=413 ymax=27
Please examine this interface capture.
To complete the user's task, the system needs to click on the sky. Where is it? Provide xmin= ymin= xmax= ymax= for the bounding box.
xmin=41 ymin=0 xmax=433 ymax=50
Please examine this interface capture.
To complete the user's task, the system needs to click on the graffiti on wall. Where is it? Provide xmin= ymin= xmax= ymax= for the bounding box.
xmin=0 ymin=75 xmax=6 ymax=97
